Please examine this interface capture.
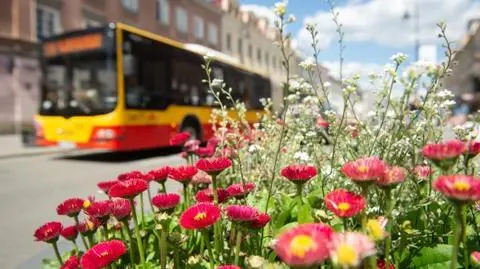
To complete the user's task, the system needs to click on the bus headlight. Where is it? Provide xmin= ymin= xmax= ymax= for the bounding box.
xmin=94 ymin=128 xmax=117 ymax=140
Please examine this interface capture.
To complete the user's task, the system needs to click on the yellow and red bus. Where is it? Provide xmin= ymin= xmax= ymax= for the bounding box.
xmin=34 ymin=23 xmax=271 ymax=151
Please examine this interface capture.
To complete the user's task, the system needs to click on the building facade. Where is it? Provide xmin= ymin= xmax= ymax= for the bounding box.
xmin=0 ymin=0 xmax=222 ymax=134
xmin=444 ymin=18 xmax=480 ymax=114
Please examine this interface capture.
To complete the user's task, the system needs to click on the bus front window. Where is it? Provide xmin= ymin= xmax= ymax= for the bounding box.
xmin=40 ymin=52 xmax=117 ymax=116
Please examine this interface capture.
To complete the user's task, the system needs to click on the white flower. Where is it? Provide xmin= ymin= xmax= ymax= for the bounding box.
xmin=437 ymin=89 xmax=454 ymax=99
xmin=294 ymin=151 xmax=310 ymax=162
xmin=323 ymin=81 xmax=331 ymax=88
xmin=367 ymin=111 xmax=376 ymax=117
xmin=211 ymin=78 xmax=223 ymax=88
xmin=287 ymin=14 xmax=296 ymax=23
xmin=390 ymin=53 xmax=408 ymax=64
xmin=273 ymin=1 xmax=287 ymax=16
xmin=299 ymin=57 xmax=315 ymax=70
xmin=306 ymin=131 xmax=316 ymax=137
xmin=441 ymin=100 xmax=456 ymax=108
xmin=248 ymin=144 xmax=260 ymax=153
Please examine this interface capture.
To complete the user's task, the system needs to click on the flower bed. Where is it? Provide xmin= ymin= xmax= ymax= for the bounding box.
xmin=35 ymin=2 xmax=480 ymax=269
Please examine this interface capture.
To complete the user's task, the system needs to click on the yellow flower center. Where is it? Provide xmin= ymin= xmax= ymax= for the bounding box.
xmin=289 ymin=235 xmax=317 ymax=258
xmin=83 ymin=200 xmax=91 ymax=209
xmin=337 ymin=202 xmax=351 ymax=212
xmin=357 ymin=165 xmax=369 ymax=173
xmin=194 ymin=212 xmax=207 ymax=221
xmin=99 ymin=251 xmax=109 ymax=257
xmin=367 ymin=219 xmax=385 ymax=240
xmin=336 ymin=243 xmax=358 ymax=266
xmin=86 ymin=220 xmax=95 ymax=230
xmin=453 ymin=180 xmax=470 ymax=191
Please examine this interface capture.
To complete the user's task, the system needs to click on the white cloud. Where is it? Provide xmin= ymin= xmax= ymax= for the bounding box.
xmin=240 ymin=4 xmax=277 ymax=27
xmin=323 ymin=61 xmax=385 ymax=90
xmin=295 ymin=0 xmax=480 ymax=53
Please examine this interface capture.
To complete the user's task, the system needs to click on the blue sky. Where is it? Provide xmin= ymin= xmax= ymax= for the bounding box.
xmin=240 ymin=0 xmax=480 ymax=81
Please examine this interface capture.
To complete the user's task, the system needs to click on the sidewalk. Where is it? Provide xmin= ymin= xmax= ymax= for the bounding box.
xmin=0 ymin=135 xmax=73 ymax=160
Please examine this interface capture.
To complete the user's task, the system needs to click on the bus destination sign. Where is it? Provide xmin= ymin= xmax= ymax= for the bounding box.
xmin=43 ymin=33 xmax=104 ymax=57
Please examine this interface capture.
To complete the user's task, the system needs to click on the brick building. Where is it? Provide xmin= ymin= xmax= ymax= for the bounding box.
xmin=0 ymin=0 xmax=222 ymax=134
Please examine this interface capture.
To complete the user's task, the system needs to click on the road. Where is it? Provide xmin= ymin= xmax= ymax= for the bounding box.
xmin=0 ymin=148 xmax=184 ymax=269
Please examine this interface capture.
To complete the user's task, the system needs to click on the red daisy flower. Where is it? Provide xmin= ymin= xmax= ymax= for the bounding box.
xmin=170 ymin=131 xmax=191 ymax=146
xmin=61 ymin=255 xmax=80 ymax=269
xmin=147 ymin=166 xmax=170 ymax=183
xmin=179 ymin=203 xmax=221 ymax=230
xmin=377 ymin=259 xmax=395 ymax=269
xmin=97 ymin=180 xmax=118 ymax=194
xmin=60 ymin=225 xmax=78 ymax=241
xmin=152 ymin=193 xmax=181 ymax=211
xmin=472 ymin=251 xmax=480 ymax=266
xmin=207 ymin=136 xmax=221 ymax=148
xmin=117 ymin=170 xmax=145 ymax=181
xmin=111 ymin=198 xmax=131 ymax=221
xmin=80 ymin=240 xmax=127 ymax=269
xmin=249 ymin=213 xmax=271 ymax=229
xmin=195 ymin=146 xmax=215 ymax=158
xmin=377 ymin=166 xmax=407 ymax=187
xmin=196 ymin=157 xmax=232 ymax=175
xmin=56 ymin=198 xmax=84 ymax=217
xmin=225 ymin=205 xmax=259 ymax=222
xmin=169 ymin=165 xmax=198 ymax=184
xmin=226 ymin=182 xmax=256 ymax=199
xmin=195 ymin=188 xmax=230 ymax=203
xmin=324 ymin=189 xmax=366 ymax=218
xmin=34 ymin=221 xmax=62 ymax=243
xmin=414 ymin=165 xmax=432 ymax=181
xmin=274 ymin=223 xmax=333 ymax=267
xmin=192 ymin=170 xmax=212 ymax=185
xmin=341 ymin=156 xmax=387 ymax=183
xmin=467 ymin=141 xmax=480 ymax=157
xmin=217 ymin=266 xmax=241 ymax=269
xmin=422 ymin=139 xmax=466 ymax=169
xmin=280 ymin=165 xmax=317 ymax=183
xmin=108 ymin=178 xmax=148 ymax=199
xmin=329 ymin=232 xmax=376 ymax=268
xmin=433 ymin=175 xmax=480 ymax=202
xmin=84 ymin=200 xmax=112 ymax=220
xmin=184 ymin=139 xmax=201 ymax=153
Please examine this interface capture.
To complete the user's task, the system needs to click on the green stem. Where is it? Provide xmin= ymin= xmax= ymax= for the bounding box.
xmin=72 ymin=241 xmax=79 ymax=254
xmin=87 ymin=234 xmax=95 ymax=248
xmin=461 ymin=205 xmax=469 ymax=269
xmin=73 ymin=215 xmax=88 ymax=250
xmin=183 ymin=183 xmax=190 ymax=208
xmin=51 ymin=241 xmax=63 ymax=265
xmin=360 ymin=185 xmax=369 ymax=232
xmin=139 ymin=193 xmax=145 ymax=224
xmin=103 ymin=223 xmax=109 ymax=241
xmin=296 ymin=184 xmax=303 ymax=207
xmin=451 ymin=204 xmax=466 ymax=269
xmin=343 ymin=218 xmax=348 ymax=232
xmin=173 ymin=244 xmax=180 ymax=269
xmin=160 ymin=228 xmax=168 ymax=269
xmin=130 ymin=198 xmax=146 ymax=267
xmin=384 ymin=189 xmax=393 ymax=269
xmin=161 ymin=181 xmax=167 ymax=193
xmin=202 ymin=231 xmax=215 ymax=269
xmin=147 ymin=188 xmax=155 ymax=213
xmin=211 ymin=175 xmax=219 ymax=204
xmin=234 ymin=227 xmax=242 ymax=265
xmin=122 ymin=220 xmax=136 ymax=265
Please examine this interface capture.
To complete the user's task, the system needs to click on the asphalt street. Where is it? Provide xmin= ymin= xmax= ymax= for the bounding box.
xmin=0 ymin=148 xmax=184 ymax=269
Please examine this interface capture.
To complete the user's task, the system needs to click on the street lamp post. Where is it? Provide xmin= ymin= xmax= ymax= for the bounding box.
xmin=403 ymin=0 xmax=420 ymax=62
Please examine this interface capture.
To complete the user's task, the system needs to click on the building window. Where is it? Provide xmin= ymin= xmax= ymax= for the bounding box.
xmin=175 ymin=7 xmax=188 ymax=33
xmin=265 ymin=53 xmax=269 ymax=67
xmin=272 ymin=56 xmax=276 ymax=69
xmin=248 ymin=44 xmax=252 ymax=59
xmin=226 ymin=33 xmax=231 ymax=51
xmin=237 ymin=38 xmax=243 ymax=55
xmin=193 ymin=16 xmax=204 ymax=39
xmin=122 ymin=0 xmax=138 ymax=12
xmin=36 ymin=5 xmax=61 ymax=41
xmin=257 ymin=48 xmax=261 ymax=63
xmin=156 ymin=0 xmax=169 ymax=25
xmin=207 ymin=23 xmax=218 ymax=45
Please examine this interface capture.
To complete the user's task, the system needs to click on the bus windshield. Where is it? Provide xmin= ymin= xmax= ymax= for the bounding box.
xmin=39 ymin=51 xmax=117 ymax=116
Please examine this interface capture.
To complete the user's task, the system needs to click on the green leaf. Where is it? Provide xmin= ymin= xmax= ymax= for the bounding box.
xmin=297 ymin=203 xmax=314 ymax=224
xmin=274 ymin=204 xmax=293 ymax=229
xmin=306 ymin=188 xmax=324 ymax=208
xmin=410 ymin=244 xmax=458 ymax=269
xmin=275 ymin=222 xmax=298 ymax=236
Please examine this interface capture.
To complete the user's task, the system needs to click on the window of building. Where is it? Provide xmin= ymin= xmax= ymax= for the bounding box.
xmin=265 ymin=53 xmax=269 ymax=68
xmin=226 ymin=33 xmax=231 ymax=51
xmin=83 ymin=18 xmax=102 ymax=29
xmin=238 ymin=38 xmax=243 ymax=55
xmin=193 ymin=16 xmax=204 ymax=39
xmin=207 ymin=23 xmax=218 ymax=45
xmin=248 ymin=44 xmax=252 ymax=59
xmin=36 ymin=5 xmax=61 ymax=41
xmin=175 ymin=7 xmax=188 ymax=33
xmin=156 ymin=0 xmax=169 ymax=25
xmin=272 ymin=56 xmax=276 ymax=69
xmin=122 ymin=0 xmax=138 ymax=12
xmin=257 ymin=48 xmax=261 ymax=64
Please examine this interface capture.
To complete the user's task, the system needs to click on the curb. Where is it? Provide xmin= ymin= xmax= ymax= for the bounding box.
xmin=0 ymin=148 xmax=76 ymax=160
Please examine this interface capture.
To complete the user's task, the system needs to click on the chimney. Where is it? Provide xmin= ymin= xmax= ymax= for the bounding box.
xmin=467 ymin=18 xmax=480 ymax=35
